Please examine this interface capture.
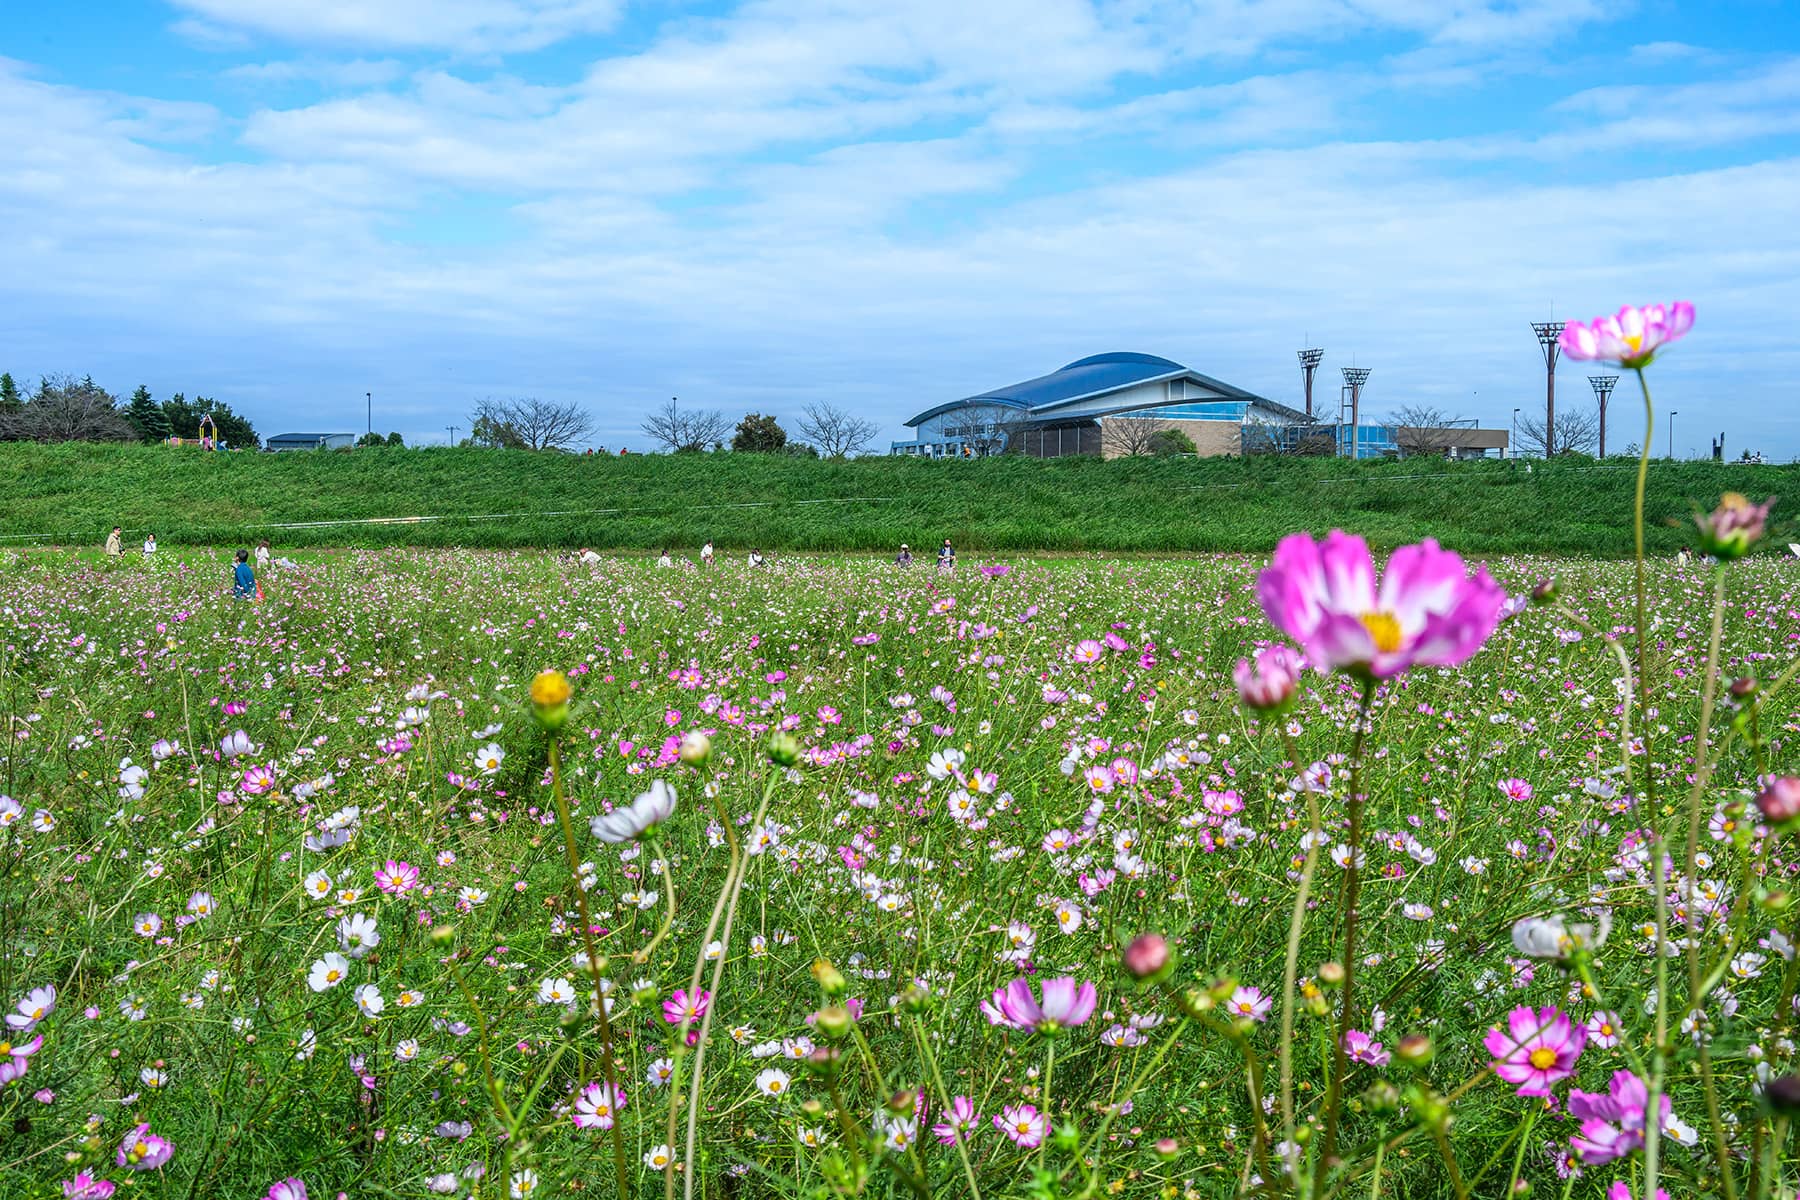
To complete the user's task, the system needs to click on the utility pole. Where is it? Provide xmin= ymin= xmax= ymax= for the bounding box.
xmin=1669 ymin=410 xmax=1678 ymax=460
xmin=1341 ymin=368 xmax=1371 ymax=459
xmin=446 ymin=425 xmax=460 ymax=446
xmin=366 ymin=391 xmax=372 ymax=437
xmin=1532 ymin=322 xmax=1562 ymax=457
xmin=1588 ymin=375 xmax=1618 ymax=458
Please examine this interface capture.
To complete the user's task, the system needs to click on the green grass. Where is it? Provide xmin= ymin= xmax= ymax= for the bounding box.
xmin=1 ymin=441 xmax=1791 ymax=555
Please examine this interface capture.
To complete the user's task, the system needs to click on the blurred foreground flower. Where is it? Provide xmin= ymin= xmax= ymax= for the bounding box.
xmin=589 ymin=780 xmax=677 ymax=843
xmin=983 ymin=976 xmax=1097 ymax=1035
xmin=1559 ymin=302 xmax=1694 ymax=369
xmin=1256 ymin=532 xmax=1504 ymax=678
xmin=1233 ymin=644 xmax=1299 ymax=711
xmin=1696 ymin=493 xmax=1774 ymax=561
xmin=530 ymin=669 xmax=572 ymax=731
xmin=1511 ymin=911 xmax=1611 ymax=960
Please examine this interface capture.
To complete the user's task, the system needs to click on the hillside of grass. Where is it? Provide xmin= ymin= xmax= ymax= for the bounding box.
xmin=0 ymin=441 xmax=1791 ymax=555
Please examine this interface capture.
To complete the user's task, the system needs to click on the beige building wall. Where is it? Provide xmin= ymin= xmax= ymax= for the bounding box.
xmin=1098 ymin=417 xmax=1242 ymax=459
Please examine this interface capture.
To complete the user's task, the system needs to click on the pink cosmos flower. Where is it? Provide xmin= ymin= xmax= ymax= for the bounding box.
xmin=1695 ymin=493 xmax=1774 ymax=561
xmin=1568 ymin=1070 xmax=1670 ymax=1165
xmin=993 ymin=1103 xmax=1049 ymax=1148
xmin=1233 ymin=644 xmax=1300 ymax=711
xmin=1559 ymin=302 xmax=1694 ymax=369
xmin=373 ymin=860 xmax=419 ymax=894
xmin=1584 ymin=1011 xmax=1623 ymax=1049
xmin=1607 ymin=1182 xmax=1670 ymax=1200
xmin=1257 ymin=532 xmax=1504 ymax=678
xmin=62 ymin=1174 xmax=117 ymax=1200
xmin=984 ymin=976 xmax=1097 ymax=1034
xmin=932 ymin=1095 xmax=980 ymax=1144
xmin=0 ymin=1033 xmax=43 ymax=1084
xmin=572 ymin=1081 xmax=628 ymax=1130
xmin=267 ymin=1180 xmax=309 ymax=1200
xmin=1072 ymin=639 xmax=1103 ymax=664
xmin=662 ymin=988 xmax=710 ymax=1026
xmin=116 ymin=1123 xmax=174 ymax=1170
xmin=1342 ymin=1030 xmax=1390 ymax=1067
xmin=1484 ymin=1005 xmax=1585 ymax=1097
xmin=1499 ymin=778 xmax=1534 ymax=803
xmin=1225 ymin=986 xmax=1273 ymax=1023
xmin=239 ymin=764 xmax=277 ymax=795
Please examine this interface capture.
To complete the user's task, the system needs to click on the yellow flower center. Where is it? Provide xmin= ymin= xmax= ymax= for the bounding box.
xmin=1528 ymin=1047 xmax=1559 ymax=1070
xmin=1623 ymin=333 xmax=1643 ymax=352
xmin=0 ymin=1040 xmax=10 ymax=1055
xmin=530 ymin=670 xmax=572 ymax=707
xmin=1359 ymin=611 xmax=1404 ymax=654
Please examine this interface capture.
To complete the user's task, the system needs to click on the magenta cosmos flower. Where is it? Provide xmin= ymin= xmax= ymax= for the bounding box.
xmin=993 ymin=1103 xmax=1049 ymax=1148
xmin=1559 ymin=302 xmax=1694 ymax=369
xmin=983 ymin=977 xmax=1097 ymax=1034
xmin=1484 ymin=1005 xmax=1585 ymax=1097
xmin=62 ymin=1175 xmax=116 ymax=1200
xmin=373 ymin=860 xmax=419 ymax=894
xmin=1257 ymin=532 xmax=1504 ymax=678
xmin=662 ymin=988 xmax=709 ymax=1026
xmin=1568 ymin=1070 xmax=1671 ymax=1165
xmin=1233 ymin=644 xmax=1300 ymax=711
xmin=116 ymin=1123 xmax=174 ymax=1170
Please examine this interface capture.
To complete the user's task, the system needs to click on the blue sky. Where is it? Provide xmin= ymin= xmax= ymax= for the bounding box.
xmin=4 ymin=1 xmax=1799 ymax=456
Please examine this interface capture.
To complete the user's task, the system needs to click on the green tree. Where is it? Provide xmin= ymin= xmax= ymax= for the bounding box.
xmin=357 ymin=431 xmax=386 ymax=447
xmin=386 ymin=431 xmax=405 ymax=447
xmin=161 ymin=393 xmax=200 ymax=440
xmin=1148 ymin=428 xmax=1197 ymax=457
xmin=732 ymin=412 xmax=787 ymax=453
xmin=125 ymin=385 xmax=171 ymax=442
xmin=161 ymin=394 xmax=259 ymax=448
xmin=0 ymin=372 xmax=19 ymax=412
xmin=469 ymin=412 xmax=526 ymax=449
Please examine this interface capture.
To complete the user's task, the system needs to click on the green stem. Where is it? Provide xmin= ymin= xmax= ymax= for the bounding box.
xmin=1633 ymin=367 xmax=1668 ymax=1200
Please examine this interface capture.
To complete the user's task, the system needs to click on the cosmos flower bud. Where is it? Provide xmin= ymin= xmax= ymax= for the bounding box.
xmin=806 ymin=1046 xmax=841 ymax=1080
xmin=766 ymin=731 xmax=802 ymax=767
xmin=1757 ymin=777 xmax=1800 ymax=827
xmin=678 ymin=731 xmax=712 ymax=766
xmin=1362 ymin=1081 xmax=1400 ymax=1113
xmin=885 ymin=1089 xmax=917 ymax=1116
xmin=529 ymin=670 xmax=572 ymax=731
xmin=1696 ymin=493 xmax=1774 ymax=561
xmin=1122 ymin=933 xmax=1172 ymax=982
xmin=898 ymin=985 xmax=931 ymax=1014
xmin=814 ymin=1005 xmax=854 ymax=1039
xmin=1233 ymin=645 xmax=1299 ymax=712
xmin=1152 ymin=1137 xmax=1180 ymax=1160
xmin=1530 ymin=577 xmax=1556 ymax=605
xmin=811 ymin=959 xmax=847 ymax=997
xmin=428 ymin=925 xmax=457 ymax=949
xmin=1317 ymin=961 xmax=1345 ymax=987
xmin=1730 ymin=676 xmax=1759 ymax=700
xmin=1396 ymin=1034 xmax=1434 ymax=1065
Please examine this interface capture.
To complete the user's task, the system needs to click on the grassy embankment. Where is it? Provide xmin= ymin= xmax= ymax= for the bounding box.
xmin=0 ymin=441 xmax=1791 ymax=555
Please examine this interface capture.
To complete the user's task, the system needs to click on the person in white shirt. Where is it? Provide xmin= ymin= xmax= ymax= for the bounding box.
xmin=700 ymin=541 xmax=714 ymax=568
xmin=748 ymin=548 xmax=766 ymax=568
xmin=255 ymin=541 xmax=272 ymax=570
xmin=578 ymin=548 xmax=602 ymax=566
xmin=657 ymin=549 xmax=674 ymax=568
xmin=143 ymin=534 xmax=158 ymax=556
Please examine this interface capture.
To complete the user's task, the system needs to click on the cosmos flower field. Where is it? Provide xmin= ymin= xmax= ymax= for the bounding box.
xmin=2 ymin=536 xmax=1797 ymax=1200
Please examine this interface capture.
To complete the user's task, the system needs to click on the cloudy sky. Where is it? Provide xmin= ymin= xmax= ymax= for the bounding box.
xmin=4 ymin=1 xmax=1798 ymax=455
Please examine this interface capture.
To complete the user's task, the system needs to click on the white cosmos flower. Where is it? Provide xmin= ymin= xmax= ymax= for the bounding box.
xmin=753 ymin=1068 xmax=792 ymax=1098
xmin=354 ymin=982 xmax=385 ymax=1018
xmin=538 ymin=977 xmax=575 ymax=1006
xmin=338 ymin=913 xmax=380 ymax=958
xmin=589 ymin=780 xmax=677 ymax=843
xmin=474 ymin=743 xmax=505 ymax=775
xmin=1511 ymin=911 xmax=1611 ymax=959
xmin=308 ymin=952 xmax=351 ymax=992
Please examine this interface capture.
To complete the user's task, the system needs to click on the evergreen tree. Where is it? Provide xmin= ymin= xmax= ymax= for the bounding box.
xmin=126 ymin=385 xmax=171 ymax=442
xmin=732 ymin=412 xmax=788 ymax=453
xmin=0 ymin=372 xmax=19 ymax=411
xmin=357 ymin=431 xmax=385 ymax=447
xmin=385 ymin=431 xmax=405 ymax=447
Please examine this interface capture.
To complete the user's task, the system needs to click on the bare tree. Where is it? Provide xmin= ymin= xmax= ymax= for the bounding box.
xmin=796 ymin=401 xmax=879 ymax=458
xmin=1390 ymin=404 xmax=1468 ymax=457
xmin=1515 ymin=407 xmax=1600 ymax=457
xmin=470 ymin=397 xmax=593 ymax=451
xmin=0 ymin=374 xmax=134 ymax=443
xmin=1242 ymin=413 xmax=1335 ymax=456
xmin=1101 ymin=416 xmax=1169 ymax=458
xmin=942 ymin=403 xmax=1031 ymax=456
xmin=641 ymin=396 xmax=730 ymax=453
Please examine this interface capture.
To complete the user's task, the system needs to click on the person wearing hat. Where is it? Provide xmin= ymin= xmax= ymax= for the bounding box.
xmin=894 ymin=544 xmax=912 ymax=568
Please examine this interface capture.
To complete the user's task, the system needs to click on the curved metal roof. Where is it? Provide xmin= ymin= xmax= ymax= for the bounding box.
xmin=906 ymin=351 xmax=1304 ymax=428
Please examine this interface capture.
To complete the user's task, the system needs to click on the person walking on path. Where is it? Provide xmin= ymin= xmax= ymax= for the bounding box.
xmin=233 ymin=549 xmax=257 ymax=600
xmin=104 ymin=527 xmax=122 ymax=557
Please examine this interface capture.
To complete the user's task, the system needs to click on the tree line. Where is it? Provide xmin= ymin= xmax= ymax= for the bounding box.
xmin=462 ymin=396 xmax=880 ymax=457
xmin=0 ymin=372 xmax=260 ymax=448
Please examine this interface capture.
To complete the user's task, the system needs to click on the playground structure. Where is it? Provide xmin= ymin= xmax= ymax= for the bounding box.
xmin=167 ymin=414 xmax=221 ymax=450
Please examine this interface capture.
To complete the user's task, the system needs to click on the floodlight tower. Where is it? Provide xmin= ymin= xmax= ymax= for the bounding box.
xmin=1341 ymin=367 xmax=1371 ymax=459
xmin=1588 ymin=374 xmax=1619 ymax=458
xmin=1297 ymin=348 xmax=1324 ymax=420
xmin=1532 ymin=321 xmax=1563 ymax=457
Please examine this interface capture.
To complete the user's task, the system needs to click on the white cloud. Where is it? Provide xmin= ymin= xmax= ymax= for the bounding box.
xmin=169 ymin=0 xmax=624 ymax=53
xmin=224 ymin=58 xmax=408 ymax=89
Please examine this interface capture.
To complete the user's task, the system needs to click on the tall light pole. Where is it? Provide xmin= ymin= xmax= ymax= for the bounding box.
xmin=1341 ymin=368 xmax=1371 ymax=459
xmin=1669 ymin=410 xmax=1678 ymax=460
xmin=1512 ymin=407 xmax=1520 ymax=458
xmin=1532 ymin=321 xmax=1563 ymax=457
xmin=1588 ymin=375 xmax=1619 ymax=458
xmin=1297 ymin=348 xmax=1324 ymax=420
xmin=366 ymin=391 xmax=372 ymax=437
xmin=446 ymin=425 xmax=460 ymax=446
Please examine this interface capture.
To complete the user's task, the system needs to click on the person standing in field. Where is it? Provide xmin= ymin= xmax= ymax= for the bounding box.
xmin=700 ymin=541 xmax=714 ymax=568
xmin=256 ymin=540 xmax=272 ymax=571
xmin=143 ymin=533 xmax=157 ymax=556
xmin=895 ymin=544 xmax=913 ymax=568
xmin=937 ymin=538 xmax=956 ymax=573
xmin=232 ymin=549 xmax=256 ymax=600
xmin=104 ymin=527 xmax=122 ymax=557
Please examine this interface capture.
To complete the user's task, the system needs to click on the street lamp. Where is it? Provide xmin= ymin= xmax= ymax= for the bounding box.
xmin=1668 ymin=410 xmax=1678 ymax=459
xmin=366 ymin=391 xmax=372 ymax=437
xmin=1511 ymin=407 xmax=1520 ymax=458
